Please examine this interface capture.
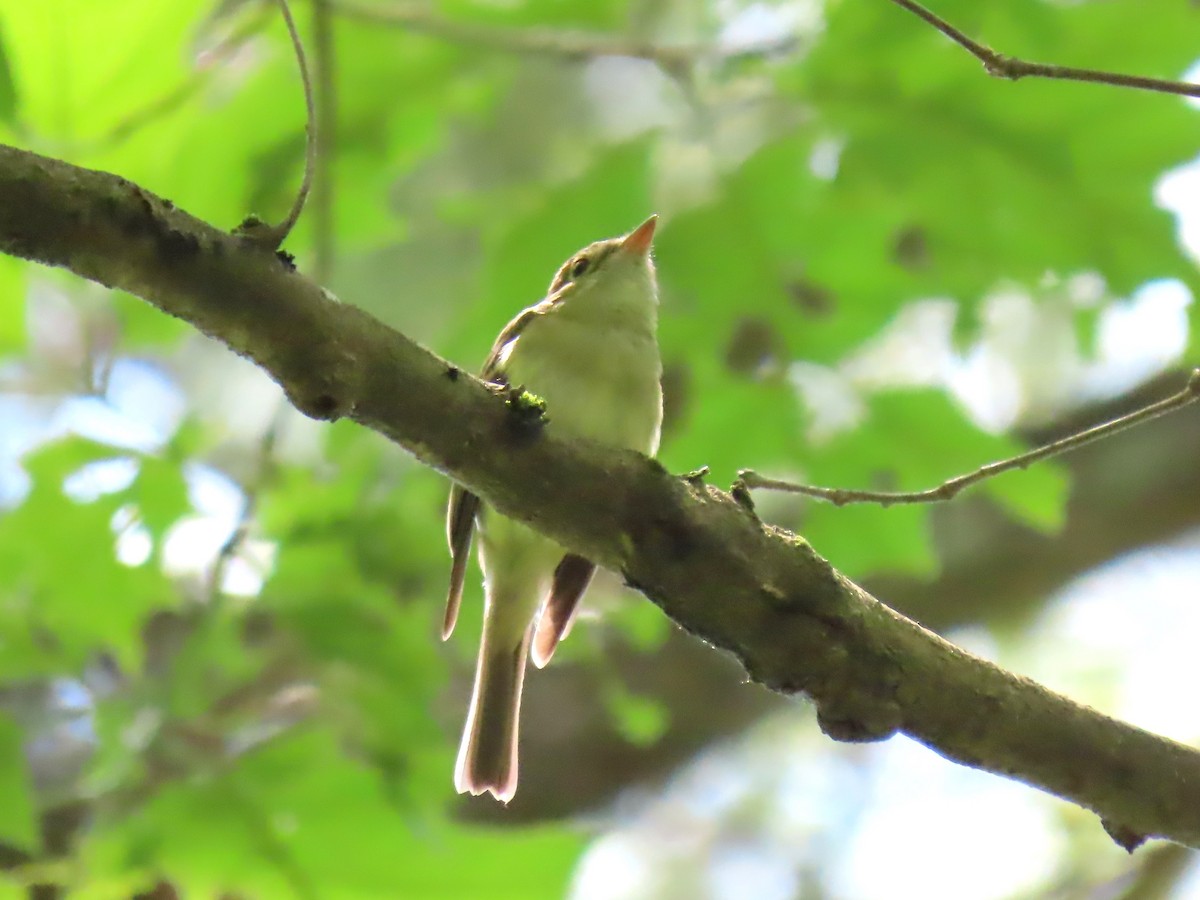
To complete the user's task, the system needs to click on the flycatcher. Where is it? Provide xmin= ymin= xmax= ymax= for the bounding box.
xmin=443 ymin=216 xmax=664 ymax=802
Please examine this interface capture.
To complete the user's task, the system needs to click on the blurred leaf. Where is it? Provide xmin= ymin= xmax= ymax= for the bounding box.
xmin=606 ymin=684 xmax=668 ymax=748
xmin=0 ymin=714 xmax=36 ymax=850
xmin=607 ymin=593 xmax=670 ymax=655
xmin=0 ymin=438 xmax=175 ymax=672
xmin=128 ymin=454 xmax=190 ymax=544
xmin=259 ymin=462 xmax=449 ymax=762
xmin=0 ymin=255 xmax=25 ymax=352
xmin=0 ymin=22 xmax=17 ymax=127
xmin=439 ymin=0 xmax=632 ymax=29
xmin=789 ymin=0 xmax=1199 ymax=312
xmin=804 ymin=497 xmax=936 ymax=581
xmin=795 ymin=390 xmax=1070 ymax=577
xmin=84 ymin=729 xmax=585 ymax=898
xmin=111 ymin=290 xmax=189 ymax=348
xmin=0 ymin=0 xmax=209 ymax=141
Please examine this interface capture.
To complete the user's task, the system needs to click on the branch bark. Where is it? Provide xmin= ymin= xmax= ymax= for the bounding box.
xmin=2 ymin=142 xmax=1199 ymax=848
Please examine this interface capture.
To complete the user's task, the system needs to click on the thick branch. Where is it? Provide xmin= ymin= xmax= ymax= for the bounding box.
xmin=2 ymin=142 xmax=1199 ymax=848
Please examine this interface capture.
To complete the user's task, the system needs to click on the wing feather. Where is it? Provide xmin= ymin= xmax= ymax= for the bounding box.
xmin=530 ymin=554 xmax=596 ymax=668
xmin=443 ymin=485 xmax=481 ymax=640
xmin=443 ymin=288 xmax=572 ymax=640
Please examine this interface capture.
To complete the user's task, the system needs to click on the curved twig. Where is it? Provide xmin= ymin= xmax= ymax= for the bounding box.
xmin=889 ymin=0 xmax=1200 ymax=99
xmin=740 ymin=370 xmax=1200 ymax=506
xmin=331 ymin=0 xmax=798 ymax=76
xmin=237 ymin=0 xmax=317 ymax=250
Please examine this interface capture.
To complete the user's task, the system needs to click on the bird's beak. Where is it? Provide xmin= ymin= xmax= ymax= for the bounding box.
xmin=620 ymin=215 xmax=658 ymax=257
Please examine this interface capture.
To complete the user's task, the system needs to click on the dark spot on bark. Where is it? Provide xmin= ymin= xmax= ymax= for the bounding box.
xmin=95 ymin=194 xmax=120 ymax=219
xmin=276 ymin=248 xmax=296 ymax=270
xmin=109 ymin=192 xmax=153 ymax=238
xmin=446 ymin=365 xmax=460 ymax=382
xmin=817 ymin=706 xmax=899 ymax=743
xmin=132 ymin=187 xmax=155 ymax=219
xmin=645 ymin=457 xmax=668 ymax=476
xmin=1101 ymin=819 xmax=1146 ymax=853
xmin=650 ymin=514 xmax=694 ymax=561
xmin=158 ymin=229 xmax=199 ymax=261
xmin=306 ymin=393 xmax=341 ymax=420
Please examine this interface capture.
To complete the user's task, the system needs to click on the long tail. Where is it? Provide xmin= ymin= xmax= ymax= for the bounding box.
xmin=454 ymin=618 xmax=533 ymax=803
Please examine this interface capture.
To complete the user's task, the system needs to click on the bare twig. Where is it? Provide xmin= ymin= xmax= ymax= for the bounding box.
xmin=888 ymin=0 xmax=1200 ymax=99
xmin=237 ymin=0 xmax=317 ymax=249
xmin=740 ymin=369 xmax=1200 ymax=506
xmin=311 ymin=0 xmax=336 ymax=280
xmin=207 ymin=401 xmax=287 ymax=602
xmin=331 ymin=0 xmax=798 ymax=76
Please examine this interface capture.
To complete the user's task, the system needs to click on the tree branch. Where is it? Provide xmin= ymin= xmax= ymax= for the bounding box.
xmin=2 ymin=142 xmax=1199 ymax=848
xmin=888 ymin=0 xmax=1200 ymax=99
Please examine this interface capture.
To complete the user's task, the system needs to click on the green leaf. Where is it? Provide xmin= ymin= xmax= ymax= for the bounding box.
xmin=793 ymin=389 xmax=1071 ymax=577
xmin=84 ymin=729 xmax=585 ymax=898
xmin=0 ymin=438 xmax=176 ymax=672
xmin=111 ymin=290 xmax=189 ymax=348
xmin=606 ymin=684 xmax=668 ymax=748
xmin=0 ymin=0 xmax=210 ymax=142
xmin=0 ymin=714 xmax=36 ymax=850
xmin=0 ymin=22 xmax=18 ymax=127
xmin=804 ymin=498 xmax=936 ymax=581
xmin=128 ymin=453 xmax=190 ymax=544
xmin=788 ymin=0 xmax=1198 ymax=311
xmin=0 ymin=255 xmax=25 ymax=352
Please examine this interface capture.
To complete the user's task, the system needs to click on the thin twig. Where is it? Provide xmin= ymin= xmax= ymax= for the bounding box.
xmin=207 ymin=401 xmax=287 ymax=601
xmin=311 ymin=0 xmax=336 ymax=281
xmin=740 ymin=369 xmax=1200 ymax=507
xmin=888 ymin=0 xmax=1200 ymax=99
xmin=331 ymin=0 xmax=798 ymax=76
xmin=237 ymin=0 xmax=318 ymax=249
xmin=273 ymin=0 xmax=317 ymax=242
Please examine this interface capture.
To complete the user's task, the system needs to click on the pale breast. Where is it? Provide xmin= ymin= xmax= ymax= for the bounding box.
xmin=505 ymin=315 xmax=663 ymax=455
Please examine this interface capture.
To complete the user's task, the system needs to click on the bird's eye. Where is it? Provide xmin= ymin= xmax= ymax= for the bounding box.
xmin=571 ymin=257 xmax=590 ymax=279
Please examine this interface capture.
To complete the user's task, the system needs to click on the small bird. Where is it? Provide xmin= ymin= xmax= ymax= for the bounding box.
xmin=443 ymin=216 xmax=664 ymax=803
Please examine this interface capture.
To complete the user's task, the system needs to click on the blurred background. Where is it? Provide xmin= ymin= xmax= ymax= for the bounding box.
xmin=1 ymin=0 xmax=1199 ymax=897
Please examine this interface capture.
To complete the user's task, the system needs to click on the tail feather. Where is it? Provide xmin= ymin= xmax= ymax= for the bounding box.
xmin=454 ymin=625 xmax=531 ymax=803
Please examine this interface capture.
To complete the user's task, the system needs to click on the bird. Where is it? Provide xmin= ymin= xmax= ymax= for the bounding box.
xmin=443 ymin=216 xmax=664 ymax=803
